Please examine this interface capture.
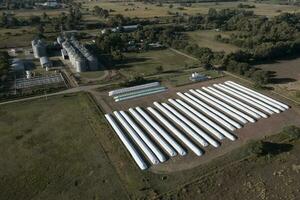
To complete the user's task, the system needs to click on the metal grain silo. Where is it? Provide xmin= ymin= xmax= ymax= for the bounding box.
xmin=74 ymin=55 xmax=87 ymax=72
xmin=57 ymin=36 xmax=65 ymax=45
xmin=32 ymin=39 xmax=46 ymax=58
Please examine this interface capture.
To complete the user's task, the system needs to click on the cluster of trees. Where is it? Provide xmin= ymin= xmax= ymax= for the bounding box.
xmin=132 ymin=25 xmax=188 ymax=48
xmin=93 ymin=6 xmax=109 ymax=18
xmin=0 ymin=2 xmax=82 ymax=31
xmin=95 ymin=32 xmax=125 ymax=61
xmin=0 ymin=51 xmax=10 ymax=83
xmin=220 ymin=13 xmax=300 ymax=47
xmin=190 ymin=10 xmax=300 ymax=85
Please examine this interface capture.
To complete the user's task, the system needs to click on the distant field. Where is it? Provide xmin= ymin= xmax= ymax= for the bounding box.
xmin=79 ymin=1 xmax=300 ymax=18
xmin=187 ymin=30 xmax=240 ymax=53
xmin=0 ymin=27 xmax=35 ymax=49
xmin=118 ymin=49 xmax=199 ymax=78
xmin=0 ymin=1 xmax=298 ymax=21
xmin=0 ymin=9 xmax=67 ymax=18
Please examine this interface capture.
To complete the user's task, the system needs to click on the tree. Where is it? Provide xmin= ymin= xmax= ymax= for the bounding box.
xmin=29 ymin=16 xmax=41 ymax=25
xmin=246 ymin=140 xmax=264 ymax=156
xmin=251 ymin=70 xmax=270 ymax=85
xmin=0 ymin=51 xmax=10 ymax=82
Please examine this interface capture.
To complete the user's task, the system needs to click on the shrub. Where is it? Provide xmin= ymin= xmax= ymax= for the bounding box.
xmin=282 ymin=126 xmax=300 ymax=141
xmin=246 ymin=140 xmax=264 ymax=156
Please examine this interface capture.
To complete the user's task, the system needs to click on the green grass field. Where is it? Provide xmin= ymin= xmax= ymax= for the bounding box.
xmin=0 ymin=93 xmax=127 ymax=200
xmin=118 ymin=49 xmax=199 ymax=78
xmin=187 ymin=30 xmax=240 ymax=53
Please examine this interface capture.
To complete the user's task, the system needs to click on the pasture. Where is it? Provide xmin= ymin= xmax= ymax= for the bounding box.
xmin=187 ymin=30 xmax=240 ymax=53
xmin=0 ymin=93 xmax=127 ymax=200
xmin=117 ymin=49 xmax=199 ymax=78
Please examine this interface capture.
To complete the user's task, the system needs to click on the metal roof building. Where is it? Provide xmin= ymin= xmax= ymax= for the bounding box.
xmin=11 ymin=58 xmax=25 ymax=72
xmin=40 ymin=56 xmax=53 ymax=69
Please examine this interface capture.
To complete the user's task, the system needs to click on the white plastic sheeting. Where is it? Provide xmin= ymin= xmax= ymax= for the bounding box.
xmin=147 ymin=107 xmax=203 ymax=156
xmin=184 ymin=92 xmax=242 ymax=129
xmin=202 ymin=87 xmax=262 ymax=119
xmin=105 ymin=114 xmax=148 ymax=170
xmin=109 ymin=82 xmax=160 ymax=96
xmin=129 ymin=108 xmax=177 ymax=157
xmin=177 ymin=92 xmax=237 ymax=131
xmin=135 ymin=107 xmax=186 ymax=156
xmin=206 ymin=86 xmax=268 ymax=119
xmin=225 ymin=81 xmax=288 ymax=111
xmin=168 ymin=99 xmax=225 ymax=140
xmin=175 ymin=99 xmax=236 ymax=141
xmin=195 ymin=89 xmax=255 ymax=123
xmin=113 ymin=111 xmax=160 ymax=165
xmin=119 ymin=111 xmax=166 ymax=163
xmin=221 ymin=84 xmax=281 ymax=114
xmin=161 ymin=102 xmax=220 ymax=148
xmin=215 ymin=84 xmax=278 ymax=114
xmin=153 ymin=102 xmax=209 ymax=147
xmin=190 ymin=89 xmax=248 ymax=124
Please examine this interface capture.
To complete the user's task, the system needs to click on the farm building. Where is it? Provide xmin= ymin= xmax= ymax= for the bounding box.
xmin=61 ymin=37 xmax=100 ymax=72
xmin=11 ymin=58 xmax=25 ymax=72
xmin=40 ymin=56 xmax=53 ymax=69
xmin=189 ymin=72 xmax=208 ymax=82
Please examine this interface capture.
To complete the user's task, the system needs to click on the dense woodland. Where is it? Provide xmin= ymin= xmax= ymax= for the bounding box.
xmin=93 ymin=7 xmax=300 ymax=85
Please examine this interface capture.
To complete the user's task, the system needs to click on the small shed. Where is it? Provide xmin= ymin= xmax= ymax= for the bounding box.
xmin=189 ymin=72 xmax=208 ymax=82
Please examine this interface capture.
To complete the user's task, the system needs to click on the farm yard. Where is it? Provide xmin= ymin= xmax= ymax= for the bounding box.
xmin=1 ymin=79 xmax=300 ymax=199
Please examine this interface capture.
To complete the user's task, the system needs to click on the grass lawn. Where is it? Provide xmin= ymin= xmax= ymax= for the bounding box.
xmin=118 ymin=49 xmax=199 ymax=78
xmin=80 ymin=70 xmax=106 ymax=79
xmin=187 ymin=30 xmax=240 ymax=53
xmin=0 ymin=93 xmax=127 ymax=200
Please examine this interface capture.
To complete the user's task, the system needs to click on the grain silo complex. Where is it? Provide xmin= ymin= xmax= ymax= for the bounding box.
xmin=61 ymin=36 xmax=99 ymax=72
xmin=31 ymin=39 xmax=47 ymax=58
